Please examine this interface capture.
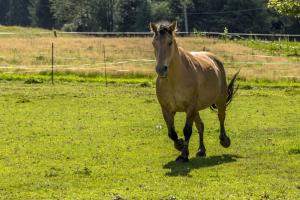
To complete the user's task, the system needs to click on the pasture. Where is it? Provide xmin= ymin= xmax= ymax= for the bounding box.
xmin=0 ymin=26 xmax=299 ymax=81
xmin=0 ymin=80 xmax=299 ymax=199
xmin=0 ymin=27 xmax=300 ymax=199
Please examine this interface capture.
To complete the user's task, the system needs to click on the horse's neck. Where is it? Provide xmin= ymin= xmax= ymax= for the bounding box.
xmin=169 ymin=46 xmax=189 ymax=78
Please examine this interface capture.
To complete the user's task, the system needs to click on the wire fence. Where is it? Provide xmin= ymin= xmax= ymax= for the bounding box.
xmin=0 ymin=32 xmax=299 ymax=82
xmin=1 ymin=30 xmax=300 ymax=38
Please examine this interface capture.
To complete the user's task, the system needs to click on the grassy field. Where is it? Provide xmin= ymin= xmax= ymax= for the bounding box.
xmin=0 ymin=26 xmax=53 ymax=35
xmin=0 ymin=26 xmax=300 ymax=199
xmin=0 ymin=26 xmax=299 ymax=81
xmin=0 ymin=79 xmax=299 ymax=199
xmin=239 ymin=38 xmax=300 ymax=57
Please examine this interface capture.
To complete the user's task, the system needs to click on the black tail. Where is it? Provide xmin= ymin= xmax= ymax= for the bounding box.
xmin=210 ymin=70 xmax=240 ymax=111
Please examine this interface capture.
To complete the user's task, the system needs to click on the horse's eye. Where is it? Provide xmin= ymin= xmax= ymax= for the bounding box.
xmin=168 ymin=41 xmax=173 ymax=46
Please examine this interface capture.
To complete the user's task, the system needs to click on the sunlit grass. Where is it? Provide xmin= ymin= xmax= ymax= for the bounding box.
xmin=238 ymin=38 xmax=300 ymax=57
xmin=0 ymin=80 xmax=299 ymax=199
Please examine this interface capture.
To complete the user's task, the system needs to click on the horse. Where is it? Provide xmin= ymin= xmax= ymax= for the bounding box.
xmin=150 ymin=22 xmax=239 ymax=162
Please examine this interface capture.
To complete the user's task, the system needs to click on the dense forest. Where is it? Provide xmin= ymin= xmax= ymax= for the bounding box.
xmin=0 ymin=0 xmax=299 ymax=34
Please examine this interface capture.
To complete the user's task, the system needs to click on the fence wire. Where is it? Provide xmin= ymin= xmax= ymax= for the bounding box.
xmin=1 ymin=31 xmax=300 ymax=38
xmin=0 ymin=33 xmax=299 ymax=81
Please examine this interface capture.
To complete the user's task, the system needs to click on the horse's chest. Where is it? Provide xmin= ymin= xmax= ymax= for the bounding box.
xmin=156 ymin=84 xmax=192 ymax=112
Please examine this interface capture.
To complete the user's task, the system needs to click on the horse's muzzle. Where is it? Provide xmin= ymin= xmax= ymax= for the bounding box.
xmin=156 ymin=65 xmax=168 ymax=78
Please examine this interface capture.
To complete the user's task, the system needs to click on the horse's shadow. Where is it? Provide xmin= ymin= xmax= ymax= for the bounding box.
xmin=163 ymin=154 xmax=241 ymax=177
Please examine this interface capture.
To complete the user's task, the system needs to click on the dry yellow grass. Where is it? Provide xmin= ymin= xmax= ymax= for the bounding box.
xmin=0 ymin=35 xmax=299 ymax=81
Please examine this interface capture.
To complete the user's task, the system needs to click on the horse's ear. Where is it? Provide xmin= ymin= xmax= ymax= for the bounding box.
xmin=169 ymin=21 xmax=177 ymax=33
xmin=150 ymin=22 xmax=158 ymax=35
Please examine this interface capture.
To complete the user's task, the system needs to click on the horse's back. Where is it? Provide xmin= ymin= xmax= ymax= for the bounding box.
xmin=190 ymin=51 xmax=225 ymax=73
xmin=189 ymin=51 xmax=226 ymax=87
xmin=187 ymin=51 xmax=227 ymax=109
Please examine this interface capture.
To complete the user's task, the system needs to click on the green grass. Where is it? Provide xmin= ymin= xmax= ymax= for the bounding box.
xmin=1 ymin=73 xmax=300 ymax=88
xmin=239 ymin=38 xmax=300 ymax=58
xmin=0 ymin=79 xmax=299 ymax=199
xmin=0 ymin=25 xmax=81 ymax=38
xmin=0 ymin=73 xmax=155 ymax=85
xmin=0 ymin=26 xmax=53 ymax=37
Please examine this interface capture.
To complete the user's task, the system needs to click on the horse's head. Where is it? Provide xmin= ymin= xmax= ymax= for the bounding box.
xmin=150 ymin=21 xmax=177 ymax=78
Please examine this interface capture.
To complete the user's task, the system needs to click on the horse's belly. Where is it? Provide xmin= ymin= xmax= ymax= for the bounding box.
xmin=156 ymin=76 xmax=221 ymax=112
xmin=172 ymin=92 xmax=216 ymax=112
xmin=196 ymin=84 xmax=220 ymax=110
xmin=196 ymin=98 xmax=216 ymax=110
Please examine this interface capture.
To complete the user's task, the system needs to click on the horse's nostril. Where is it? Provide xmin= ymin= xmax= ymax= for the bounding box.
xmin=164 ymin=66 xmax=168 ymax=71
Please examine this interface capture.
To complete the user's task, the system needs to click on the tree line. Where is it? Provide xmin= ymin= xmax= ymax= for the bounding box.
xmin=0 ymin=0 xmax=299 ymax=34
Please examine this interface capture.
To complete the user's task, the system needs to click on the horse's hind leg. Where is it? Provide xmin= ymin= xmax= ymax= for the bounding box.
xmin=162 ymin=107 xmax=184 ymax=151
xmin=216 ymin=100 xmax=231 ymax=148
xmin=194 ymin=112 xmax=206 ymax=157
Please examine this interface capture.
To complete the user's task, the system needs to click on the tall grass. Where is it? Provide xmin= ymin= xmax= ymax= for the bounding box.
xmin=0 ymin=26 xmax=299 ymax=81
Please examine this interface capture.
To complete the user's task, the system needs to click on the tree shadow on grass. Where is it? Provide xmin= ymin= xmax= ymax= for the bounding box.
xmin=163 ymin=154 xmax=242 ymax=177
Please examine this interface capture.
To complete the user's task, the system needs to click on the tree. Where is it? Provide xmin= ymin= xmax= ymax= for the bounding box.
xmin=150 ymin=0 xmax=172 ymax=23
xmin=268 ymin=0 xmax=300 ymax=18
xmin=0 ymin=0 xmax=9 ymax=25
xmin=222 ymin=0 xmax=272 ymax=33
xmin=30 ymin=0 xmax=55 ymax=28
xmin=188 ymin=0 xmax=227 ymax=32
xmin=7 ymin=0 xmax=31 ymax=26
xmin=188 ymin=0 xmax=275 ymax=33
xmin=134 ymin=0 xmax=151 ymax=31
xmin=117 ymin=0 xmax=142 ymax=31
xmin=0 ymin=0 xmax=299 ymax=34
xmin=50 ymin=0 xmax=77 ymax=29
xmin=51 ymin=0 xmax=94 ymax=31
xmin=90 ymin=0 xmax=116 ymax=31
xmin=169 ymin=0 xmax=185 ymax=29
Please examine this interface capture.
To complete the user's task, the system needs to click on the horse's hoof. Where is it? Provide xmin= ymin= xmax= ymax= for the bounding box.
xmin=174 ymin=139 xmax=184 ymax=151
xmin=220 ymin=136 xmax=231 ymax=148
xmin=175 ymin=155 xmax=189 ymax=163
xmin=196 ymin=149 xmax=206 ymax=157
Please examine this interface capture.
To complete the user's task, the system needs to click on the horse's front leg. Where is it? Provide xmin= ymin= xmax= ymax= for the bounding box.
xmin=162 ymin=107 xmax=184 ymax=151
xmin=176 ymin=111 xmax=196 ymax=162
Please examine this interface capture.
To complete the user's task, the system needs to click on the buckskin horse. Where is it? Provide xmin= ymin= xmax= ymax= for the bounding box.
xmin=150 ymin=22 xmax=239 ymax=162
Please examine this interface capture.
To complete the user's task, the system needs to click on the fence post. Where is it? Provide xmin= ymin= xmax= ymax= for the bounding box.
xmin=51 ymin=42 xmax=54 ymax=85
xmin=287 ymin=35 xmax=290 ymax=53
xmin=103 ymin=45 xmax=108 ymax=87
